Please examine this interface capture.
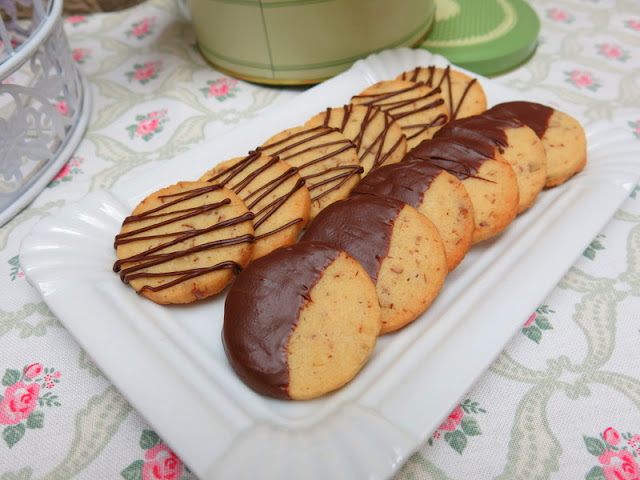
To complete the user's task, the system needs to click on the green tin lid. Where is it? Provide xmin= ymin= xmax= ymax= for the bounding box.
xmin=420 ymin=0 xmax=540 ymax=76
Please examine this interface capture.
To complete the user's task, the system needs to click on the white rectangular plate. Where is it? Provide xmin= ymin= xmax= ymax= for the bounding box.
xmin=20 ymin=48 xmax=640 ymax=480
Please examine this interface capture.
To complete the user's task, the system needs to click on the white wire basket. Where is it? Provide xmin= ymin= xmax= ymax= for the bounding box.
xmin=0 ymin=0 xmax=92 ymax=226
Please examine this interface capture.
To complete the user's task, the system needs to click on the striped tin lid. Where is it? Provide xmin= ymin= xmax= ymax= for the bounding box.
xmin=420 ymin=0 xmax=540 ymax=76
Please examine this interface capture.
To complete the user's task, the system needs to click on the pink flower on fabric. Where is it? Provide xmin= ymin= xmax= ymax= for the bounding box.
xmin=568 ymin=70 xmax=594 ymax=88
xmin=599 ymin=44 xmax=624 ymax=59
xmin=603 ymin=427 xmax=621 ymax=446
xmin=209 ymin=82 xmax=230 ymax=97
xmin=0 ymin=382 xmax=41 ymax=425
xmin=628 ymin=434 xmax=640 ymax=449
xmin=132 ymin=18 xmax=152 ymax=37
xmin=438 ymin=405 xmax=464 ymax=431
xmin=627 ymin=19 xmax=640 ymax=31
xmin=524 ymin=312 xmax=536 ymax=327
xmin=72 ymin=48 xmax=91 ymax=63
xmin=23 ymin=363 xmax=43 ymax=379
xmin=142 ymin=444 xmax=184 ymax=480
xmin=599 ymin=449 xmax=640 ymax=480
xmin=66 ymin=15 xmax=86 ymax=24
xmin=549 ymin=8 xmax=572 ymax=22
xmin=52 ymin=164 xmax=71 ymax=182
xmin=55 ymin=100 xmax=69 ymax=115
xmin=134 ymin=65 xmax=156 ymax=81
xmin=137 ymin=118 xmax=160 ymax=136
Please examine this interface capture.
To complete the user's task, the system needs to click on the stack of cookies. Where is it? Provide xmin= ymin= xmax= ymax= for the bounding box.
xmin=113 ymin=63 xmax=587 ymax=401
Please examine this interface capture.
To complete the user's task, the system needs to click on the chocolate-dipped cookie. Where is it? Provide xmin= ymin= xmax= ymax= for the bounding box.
xmin=407 ymin=137 xmax=519 ymax=244
xmin=300 ymin=195 xmax=447 ymax=334
xmin=223 ymin=241 xmax=381 ymax=400
xmin=350 ymin=159 xmax=474 ymax=272
xmin=485 ymin=101 xmax=587 ymax=187
xmin=435 ymin=114 xmax=547 ymax=213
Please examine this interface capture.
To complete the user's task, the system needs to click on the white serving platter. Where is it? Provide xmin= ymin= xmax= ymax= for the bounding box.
xmin=20 ymin=48 xmax=640 ymax=480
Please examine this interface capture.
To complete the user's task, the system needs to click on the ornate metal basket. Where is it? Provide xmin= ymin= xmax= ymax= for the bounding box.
xmin=0 ymin=0 xmax=91 ymax=225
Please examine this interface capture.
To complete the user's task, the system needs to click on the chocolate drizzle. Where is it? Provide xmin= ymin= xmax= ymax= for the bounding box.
xmin=399 ymin=65 xmax=478 ymax=120
xmin=113 ymin=183 xmax=254 ymax=294
xmin=258 ymin=126 xmax=362 ymax=202
xmin=222 ymin=241 xmax=341 ymax=399
xmin=203 ymin=151 xmax=306 ymax=235
xmin=405 ymin=137 xmax=496 ymax=182
xmin=300 ymin=196 xmax=402 ymax=282
xmin=321 ymin=104 xmax=405 ymax=172
xmin=351 ymin=82 xmax=448 ymax=143
xmin=485 ymin=101 xmax=554 ymax=138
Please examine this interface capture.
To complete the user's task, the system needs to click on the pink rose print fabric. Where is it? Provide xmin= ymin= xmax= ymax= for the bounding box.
xmin=522 ymin=305 xmax=554 ymax=343
xmin=428 ymin=399 xmax=486 ymax=454
xmin=0 ymin=364 xmax=62 ymax=447
xmin=121 ymin=430 xmax=189 ymax=480
xmin=597 ymin=44 xmax=630 ymax=62
xmin=126 ymin=61 xmax=163 ymax=84
xmin=201 ymin=77 xmax=240 ymax=101
xmin=584 ymin=427 xmax=640 ymax=480
xmin=565 ymin=69 xmax=602 ymax=91
xmin=126 ymin=17 xmax=156 ymax=40
xmin=48 ymin=157 xmax=85 ymax=188
xmin=126 ymin=110 xmax=169 ymax=141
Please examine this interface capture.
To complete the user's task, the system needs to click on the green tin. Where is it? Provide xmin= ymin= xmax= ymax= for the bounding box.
xmin=420 ymin=0 xmax=540 ymax=76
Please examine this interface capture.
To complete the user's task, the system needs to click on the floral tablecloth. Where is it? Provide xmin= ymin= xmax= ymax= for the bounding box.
xmin=2 ymin=0 xmax=640 ymax=478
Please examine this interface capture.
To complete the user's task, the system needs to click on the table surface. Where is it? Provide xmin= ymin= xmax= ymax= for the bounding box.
xmin=2 ymin=0 xmax=640 ymax=478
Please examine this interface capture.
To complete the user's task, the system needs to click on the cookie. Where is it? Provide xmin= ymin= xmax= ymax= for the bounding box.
xmin=350 ymin=80 xmax=449 ymax=149
xmin=305 ymin=104 xmax=407 ymax=176
xmin=397 ymin=65 xmax=487 ymax=120
xmin=350 ymin=159 xmax=474 ymax=272
xmin=300 ymin=195 xmax=447 ymax=334
xmin=113 ymin=181 xmax=254 ymax=304
xmin=223 ymin=241 xmax=381 ymax=400
xmin=257 ymin=125 xmax=362 ymax=220
xmin=199 ymin=151 xmax=311 ymax=260
xmin=485 ymin=101 xmax=587 ymax=187
xmin=435 ymin=114 xmax=547 ymax=213
xmin=407 ymin=137 xmax=519 ymax=244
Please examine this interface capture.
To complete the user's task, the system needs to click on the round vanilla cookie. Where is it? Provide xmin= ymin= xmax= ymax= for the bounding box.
xmin=397 ymin=65 xmax=487 ymax=120
xmin=300 ymin=195 xmax=447 ymax=334
xmin=305 ymin=104 xmax=407 ymax=176
xmin=350 ymin=159 xmax=475 ymax=272
xmin=485 ymin=101 xmax=587 ymax=187
xmin=223 ymin=241 xmax=381 ymax=400
xmin=199 ymin=151 xmax=311 ymax=260
xmin=407 ymin=137 xmax=519 ymax=244
xmin=257 ymin=125 xmax=362 ymax=220
xmin=434 ymin=114 xmax=548 ymax=213
xmin=349 ymin=80 xmax=449 ymax=149
xmin=113 ymin=181 xmax=254 ymax=304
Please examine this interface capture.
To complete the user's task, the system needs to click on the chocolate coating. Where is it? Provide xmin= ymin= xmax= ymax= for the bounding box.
xmin=485 ymin=101 xmax=554 ymax=139
xmin=434 ymin=114 xmax=523 ymax=154
xmin=300 ymin=195 xmax=402 ymax=282
xmin=405 ymin=137 xmax=494 ymax=181
xmin=350 ymin=159 xmax=442 ymax=209
xmin=222 ymin=241 xmax=340 ymax=400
